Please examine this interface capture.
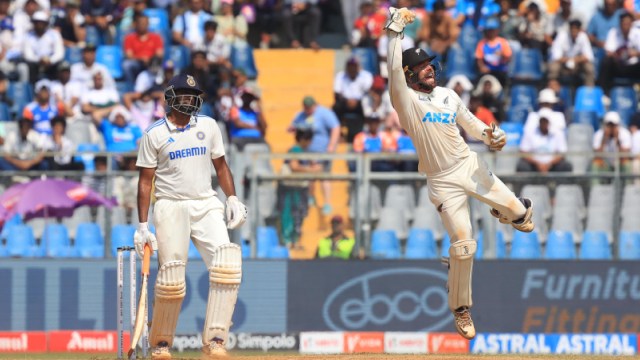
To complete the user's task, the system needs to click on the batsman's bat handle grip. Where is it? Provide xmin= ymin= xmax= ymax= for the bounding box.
xmin=142 ymin=243 xmax=151 ymax=275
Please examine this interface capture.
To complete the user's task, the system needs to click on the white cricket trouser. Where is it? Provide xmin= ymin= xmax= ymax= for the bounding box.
xmin=427 ymin=152 xmax=526 ymax=243
xmin=154 ymin=197 xmax=230 ymax=267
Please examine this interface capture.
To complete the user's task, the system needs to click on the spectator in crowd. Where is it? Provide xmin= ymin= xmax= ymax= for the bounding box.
xmin=93 ymin=105 xmax=142 ymax=160
xmin=351 ymin=1 xmax=386 ymax=48
xmin=54 ymin=0 xmax=86 ymax=48
xmin=290 ymin=95 xmax=340 ymax=216
xmin=181 ymin=50 xmax=219 ymax=103
xmin=592 ymin=111 xmax=632 ymax=175
xmin=70 ymin=43 xmax=116 ymax=90
xmin=118 ymin=0 xmax=147 ymax=36
xmin=0 ymin=118 xmax=47 ymax=171
xmin=517 ymin=114 xmax=572 ymax=173
xmin=23 ymin=79 xmax=68 ymax=135
xmin=425 ymin=0 xmax=465 ymax=26
xmin=468 ymin=95 xmax=496 ymax=127
xmin=134 ymin=59 xmax=173 ymax=94
xmin=548 ymin=19 xmax=595 ymax=86
xmin=49 ymin=61 xmax=84 ymax=120
xmin=546 ymin=0 xmax=573 ymax=39
xmin=122 ymin=13 xmax=164 ymax=85
xmin=446 ymin=74 xmax=473 ymax=107
xmin=599 ymin=12 xmax=640 ymax=93
xmin=215 ymin=0 xmax=248 ymax=45
xmin=282 ymin=0 xmax=321 ymax=49
xmin=524 ymin=89 xmax=566 ymax=137
xmin=81 ymin=71 xmax=120 ymax=122
xmin=227 ymin=90 xmax=266 ymax=150
xmin=418 ymin=0 xmax=459 ymax=57
xmin=123 ymin=88 xmax=164 ymax=130
xmin=43 ymin=116 xmax=83 ymax=170
xmin=82 ymin=155 xmax=107 ymax=193
xmin=24 ymin=11 xmax=64 ymax=82
xmin=112 ymin=156 xmax=138 ymax=210
xmin=0 ymin=0 xmax=14 ymax=62
xmin=197 ymin=20 xmax=232 ymax=73
xmin=316 ymin=215 xmax=355 ymax=259
xmin=463 ymin=0 xmax=500 ymax=29
xmin=333 ymin=57 xmax=373 ymax=142
xmin=80 ymin=0 xmax=115 ymax=44
xmin=472 ymin=74 xmax=504 ymax=122
xmin=498 ymin=0 xmax=522 ymax=47
xmin=353 ymin=116 xmax=397 ymax=172
xmin=278 ymin=128 xmax=322 ymax=249
xmin=362 ymin=76 xmax=395 ymax=125
xmin=12 ymin=0 xmax=40 ymax=58
xmin=545 ymin=78 xmax=567 ymax=113
xmin=377 ymin=27 xmax=415 ymax=79
xmin=475 ymin=17 xmax=512 ymax=86
xmin=246 ymin=0 xmax=282 ymax=49
xmin=517 ymin=2 xmax=551 ymax=56
xmin=172 ymin=0 xmax=213 ymax=49
xmin=396 ymin=0 xmax=422 ymax=40
xmin=588 ymin=0 xmax=623 ymax=49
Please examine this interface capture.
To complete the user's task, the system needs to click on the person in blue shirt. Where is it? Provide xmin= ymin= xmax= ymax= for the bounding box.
xmin=290 ymin=95 xmax=340 ymax=215
xmin=587 ymin=0 xmax=623 ymax=48
xmin=94 ymin=105 xmax=142 ymax=169
xmin=228 ymin=90 xmax=266 ymax=150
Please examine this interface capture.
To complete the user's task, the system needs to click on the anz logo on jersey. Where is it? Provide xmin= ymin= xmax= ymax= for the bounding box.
xmin=421 ymin=111 xmax=457 ymax=124
xmin=169 ymin=146 xmax=207 ymax=160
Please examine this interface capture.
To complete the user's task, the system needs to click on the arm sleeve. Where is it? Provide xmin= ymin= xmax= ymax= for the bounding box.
xmin=386 ymin=30 xmax=414 ymax=116
xmin=452 ymin=90 xmax=489 ymax=141
xmin=210 ymin=120 xmax=226 ymax=159
xmin=604 ymin=28 xmax=617 ymax=52
xmin=519 ymin=133 xmax=532 ymax=152
xmin=50 ymin=32 xmax=65 ymax=63
xmin=581 ymin=34 xmax=595 ymax=61
xmin=136 ymin=132 xmax=158 ymax=168
xmin=550 ymin=33 xmax=563 ymax=61
xmin=172 ymin=14 xmax=184 ymax=34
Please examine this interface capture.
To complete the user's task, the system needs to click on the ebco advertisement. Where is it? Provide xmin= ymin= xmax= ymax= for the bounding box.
xmin=287 ymin=261 xmax=640 ymax=333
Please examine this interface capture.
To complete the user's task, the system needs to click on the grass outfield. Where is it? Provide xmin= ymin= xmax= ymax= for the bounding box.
xmin=0 ymin=354 xmax=637 ymax=360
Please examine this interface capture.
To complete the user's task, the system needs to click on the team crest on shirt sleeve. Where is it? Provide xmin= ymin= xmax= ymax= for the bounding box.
xmin=197 ymin=131 xmax=205 ymax=140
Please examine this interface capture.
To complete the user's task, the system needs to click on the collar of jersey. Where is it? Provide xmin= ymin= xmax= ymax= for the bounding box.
xmin=165 ymin=115 xmax=197 ymax=132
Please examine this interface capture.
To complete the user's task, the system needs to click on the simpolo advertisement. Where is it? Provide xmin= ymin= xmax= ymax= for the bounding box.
xmin=172 ymin=333 xmax=299 ymax=353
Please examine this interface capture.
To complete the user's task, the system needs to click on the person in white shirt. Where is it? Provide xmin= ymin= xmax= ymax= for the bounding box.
xmin=197 ymin=20 xmax=231 ymax=70
xmin=523 ymin=89 xmax=566 ymax=137
xmin=24 ymin=11 xmax=64 ymax=82
xmin=80 ymin=71 xmax=120 ymax=122
xmin=332 ymin=56 xmax=373 ymax=142
xmin=548 ymin=19 xmax=595 ymax=86
xmin=384 ymin=7 xmax=533 ymax=340
xmin=43 ymin=116 xmax=82 ymax=170
xmin=135 ymin=74 xmax=247 ymax=359
xmin=70 ymin=44 xmax=116 ymax=90
xmin=592 ymin=111 xmax=632 ymax=175
xmin=49 ymin=61 xmax=86 ymax=120
xmin=171 ymin=0 xmax=213 ymax=48
xmin=517 ymin=115 xmax=572 ymax=173
xmin=0 ymin=118 xmax=47 ymax=170
xmin=600 ymin=12 xmax=640 ymax=92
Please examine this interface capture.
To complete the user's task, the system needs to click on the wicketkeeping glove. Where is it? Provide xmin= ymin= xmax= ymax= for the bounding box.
xmin=134 ymin=222 xmax=157 ymax=259
xmin=483 ymin=123 xmax=507 ymax=151
xmin=383 ymin=7 xmax=416 ymax=34
xmin=226 ymin=195 xmax=248 ymax=229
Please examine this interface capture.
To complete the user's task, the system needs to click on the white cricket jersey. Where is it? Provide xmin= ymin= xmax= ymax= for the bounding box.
xmin=387 ymin=31 xmax=489 ymax=176
xmin=136 ymin=114 xmax=225 ymax=200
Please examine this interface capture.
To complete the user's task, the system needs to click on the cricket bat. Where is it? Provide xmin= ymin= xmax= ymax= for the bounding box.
xmin=128 ymin=244 xmax=151 ymax=359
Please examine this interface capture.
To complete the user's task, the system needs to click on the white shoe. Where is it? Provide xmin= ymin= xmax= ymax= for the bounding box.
xmin=453 ymin=307 xmax=476 ymax=340
xmin=202 ymin=340 xmax=228 ymax=358
xmin=151 ymin=341 xmax=172 ymax=360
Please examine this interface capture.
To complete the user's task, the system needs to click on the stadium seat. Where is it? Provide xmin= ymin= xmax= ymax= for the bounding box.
xmin=445 ymin=46 xmax=476 ymax=81
xmin=349 ymin=185 xmax=382 ymax=221
xmin=1 ymin=214 xmax=23 ymax=241
xmin=6 ymin=225 xmax=44 ymax=257
xmin=545 ymin=231 xmax=576 ymax=259
xmin=376 ymin=207 xmax=409 ymax=239
xmin=75 ymin=143 xmax=100 ymax=172
xmin=351 ymin=47 xmax=379 ymax=75
xmin=510 ymin=85 xmax=538 ymax=109
xmin=384 ymin=185 xmax=416 ymax=221
xmin=495 ymin=147 xmax=519 ymax=174
xmin=558 ymin=86 xmax=573 ymax=110
xmin=566 ymin=123 xmax=594 ymax=174
xmin=85 ymin=25 xmax=104 ymax=46
xmin=65 ymin=46 xmax=83 ymax=64
xmin=267 ymin=246 xmax=290 ymax=259
xmin=618 ymin=231 xmax=640 ymax=260
xmin=521 ymin=185 xmax=552 ymax=220
xmin=110 ymin=207 xmax=128 ymax=226
xmin=440 ymin=233 xmax=451 ymax=257
xmin=96 ymin=45 xmax=124 ymax=79
xmin=63 ymin=207 xmax=93 ymax=239
xmin=571 ymin=111 xmax=599 ymax=130
xmin=110 ymin=224 xmax=136 ymax=257
xmin=397 ymin=135 xmax=416 ymax=153
xmin=551 ymin=205 xmax=584 ymax=241
xmin=412 ymin=206 xmax=446 ymax=241
xmin=510 ymin=48 xmax=543 ymax=81
xmin=458 ymin=24 xmax=480 ymax=53
xmin=256 ymin=226 xmax=279 ymax=258
xmin=0 ymin=102 xmax=11 ymax=121
xmin=405 ymin=229 xmax=438 ymax=259
xmin=574 ymin=86 xmax=605 ymax=117
xmin=144 ymin=8 xmax=170 ymax=45
xmin=370 ymin=229 xmax=401 ymax=259
xmin=230 ymin=41 xmax=258 ymax=79
xmin=200 ymin=102 xmax=214 ymax=117
xmin=506 ymin=105 xmax=530 ymax=124
xmin=188 ymin=241 xmax=200 ymax=259
xmin=167 ymin=45 xmax=190 ymax=72
xmin=500 ymin=122 xmax=524 ymax=148
xmin=609 ymin=86 xmax=637 ymax=126
xmin=8 ymin=81 xmax=34 ymax=116
xmin=580 ymin=231 xmax=611 ymax=259
xmin=0 ymin=245 xmax=8 ymax=257
xmin=243 ymin=143 xmax=273 ymax=177
xmin=476 ymin=231 xmax=506 ymax=259
xmin=510 ymin=231 xmax=541 ymax=259
xmin=586 ymin=207 xmax=613 ymax=243
xmin=74 ymin=222 xmax=104 ymax=258
xmin=43 ymin=224 xmax=74 ymax=257
xmin=241 ymin=240 xmax=251 ymax=258
xmin=588 ymin=184 xmax=615 ymax=210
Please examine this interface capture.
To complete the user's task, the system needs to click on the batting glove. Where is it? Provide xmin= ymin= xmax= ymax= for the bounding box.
xmin=483 ymin=123 xmax=507 ymax=151
xmin=226 ymin=195 xmax=248 ymax=230
xmin=383 ymin=7 xmax=416 ymax=34
xmin=134 ymin=222 xmax=157 ymax=259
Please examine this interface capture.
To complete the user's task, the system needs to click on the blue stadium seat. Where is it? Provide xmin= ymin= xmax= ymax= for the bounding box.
xmin=441 ymin=233 xmax=451 ymax=257
xmin=572 ymin=111 xmax=599 ymax=130
xmin=510 ymin=231 xmax=541 ymax=259
xmin=188 ymin=241 xmax=200 ymax=259
xmin=510 ymin=48 xmax=543 ymax=81
xmin=199 ymin=102 xmax=214 ymax=117
xmin=397 ymin=135 xmax=416 ymax=153
xmin=370 ymin=229 xmax=400 ymax=259
xmin=610 ymin=87 xmax=637 ymax=126
xmin=115 ymin=81 xmax=133 ymax=97
xmin=545 ymin=230 xmax=576 ymax=259
xmin=96 ymin=45 xmax=124 ymax=79
xmin=510 ymin=85 xmax=537 ymax=109
xmin=580 ymin=231 xmax=611 ymax=259
xmin=8 ymin=81 xmax=34 ymax=116
xmin=351 ymin=47 xmax=379 ymax=75
xmin=500 ymin=122 xmax=524 ymax=147
xmin=574 ymin=86 xmax=605 ymax=117
xmin=167 ymin=45 xmax=190 ymax=73
xmin=405 ymin=229 xmax=437 ymax=259
xmin=558 ymin=86 xmax=572 ymax=109
xmin=458 ymin=24 xmax=480 ymax=53
xmin=506 ymin=105 xmax=530 ymax=124
xmin=75 ymin=222 xmax=104 ymax=258
xmin=6 ymin=225 xmax=44 ymax=257
xmin=257 ymin=226 xmax=279 ymax=258
xmin=618 ymin=231 xmax=640 ymax=260
xmin=43 ymin=224 xmax=74 ymax=257
xmin=0 ymin=245 xmax=8 ymax=257
xmin=241 ymin=240 xmax=251 ymax=258
xmin=65 ymin=46 xmax=83 ymax=64
xmin=110 ymin=224 xmax=136 ymax=257
xmin=445 ymin=46 xmax=476 ymax=81
xmin=75 ymin=143 xmax=100 ymax=172
xmin=231 ymin=42 xmax=258 ymax=79
xmin=1 ymin=214 xmax=23 ymax=241
xmin=476 ymin=231 xmax=506 ymax=259
xmin=267 ymin=246 xmax=290 ymax=259
xmin=85 ymin=26 xmax=104 ymax=46
xmin=144 ymin=8 xmax=170 ymax=43
xmin=0 ymin=102 xmax=11 ymax=121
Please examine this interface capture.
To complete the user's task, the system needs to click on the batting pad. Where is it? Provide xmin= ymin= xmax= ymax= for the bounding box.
xmin=448 ymin=239 xmax=477 ymax=311
xmin=203 ymin=243 xmax=242 ymax=345
xmin=149 ymin=260 xmax=186 ymax=347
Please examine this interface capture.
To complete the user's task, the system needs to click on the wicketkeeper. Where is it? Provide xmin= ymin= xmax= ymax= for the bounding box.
xmin=135 ymin=74 xmax=248 ymax=359
xmin=384 ymin=7 xmax=534 ymax=339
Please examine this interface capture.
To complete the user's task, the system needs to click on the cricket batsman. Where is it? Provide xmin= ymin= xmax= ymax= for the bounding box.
xmin=135 ymin=74 xmax=248 ymax=358
xmin=384 ymin=8 xmax=534 ymax=339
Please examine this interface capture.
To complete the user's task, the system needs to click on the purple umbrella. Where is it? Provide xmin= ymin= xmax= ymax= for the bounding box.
xmin=0 ymin=178 xmax=117 ymax=222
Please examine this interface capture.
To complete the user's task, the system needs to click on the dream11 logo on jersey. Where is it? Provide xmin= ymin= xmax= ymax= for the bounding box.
xmin=322 ymin=268 xmax=450 ymax=331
